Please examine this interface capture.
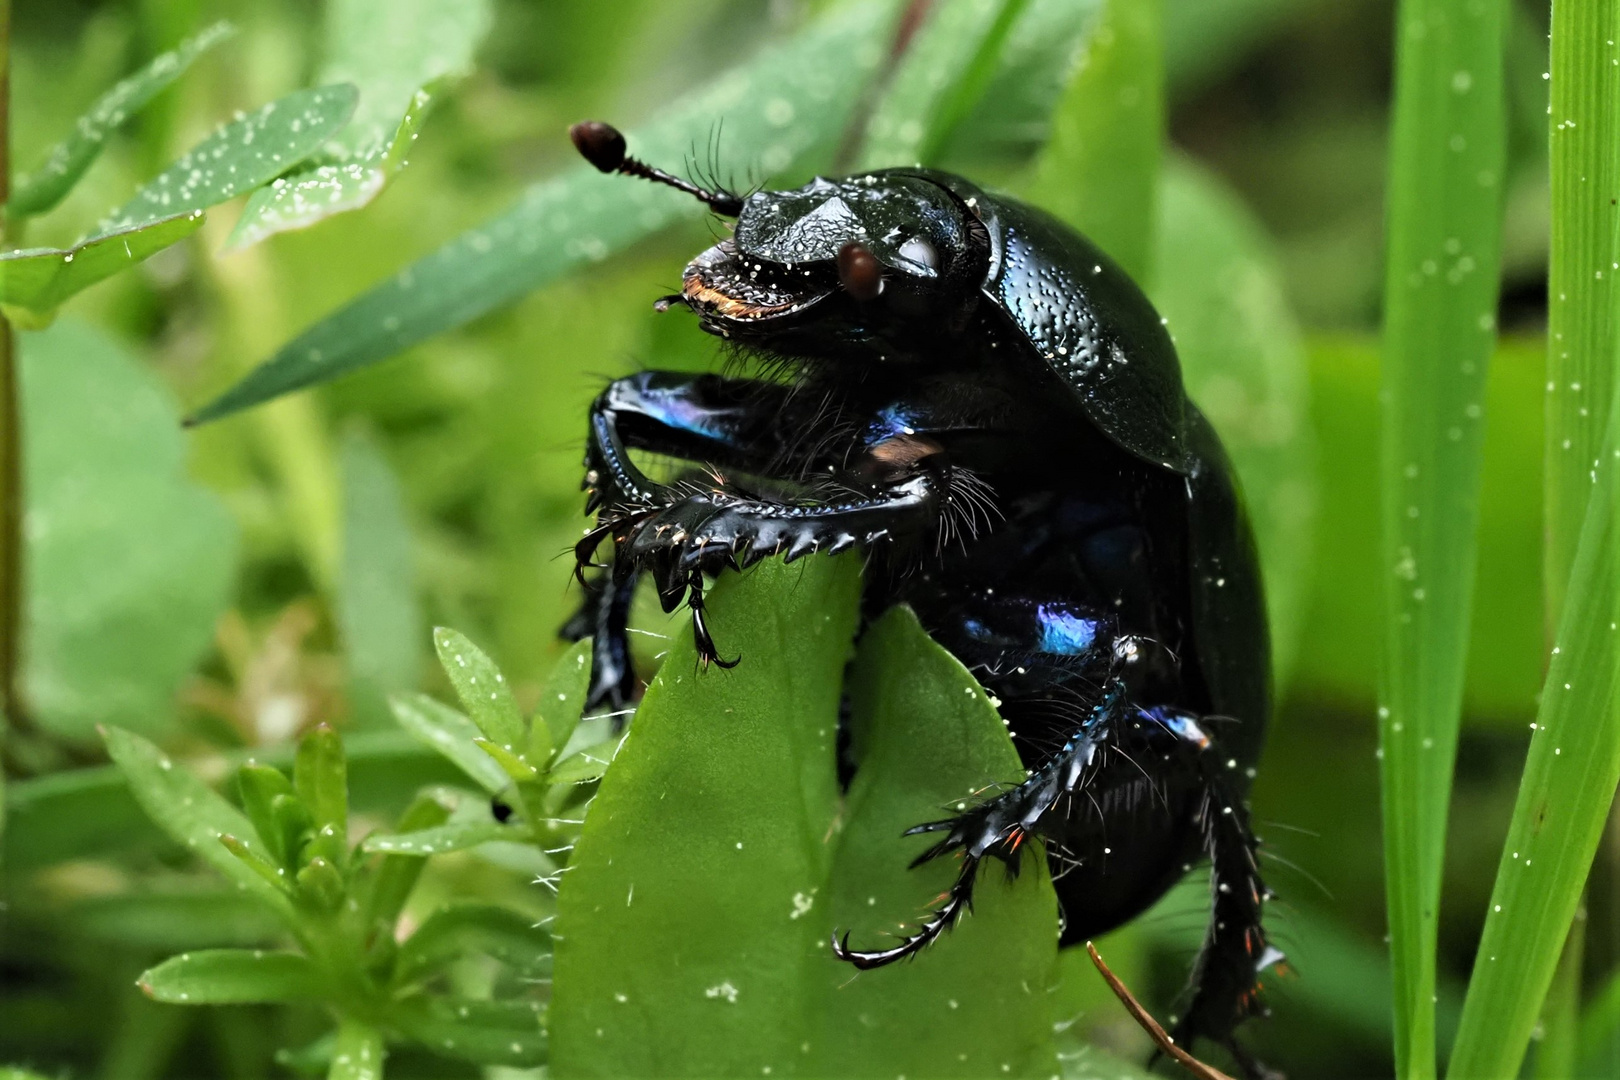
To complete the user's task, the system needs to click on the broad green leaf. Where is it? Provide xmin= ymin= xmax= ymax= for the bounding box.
xmin=225 ymin=81 xmax=441 ymax=251
xmin=189 ymin=1 xmax=897 ymax=423
xmin=551 ymin=555 xmax=860 ymax=1075
xmin=328 ymin=1019 xmax=384 ymax=1080
xmin=23 ymin=323 xmax=235 ymax=743
xmin=98 ymin=84 xmax=359 ymax=234
xmin=820 ymin=605 xmax=1061 ymax=1078
xmin=1023 ymin=0 xmax=1164 ymax=282
xmin=394 ymin=902 xmax=550 ymax=985
xmin=1376 ymin=0 xmax=1509 ymax=1076
xmin=320 ymin=0 xmax=493 ymax=157
xmin=1447 ymin=425 xmax=1620 ymax=1076
xmin=857 ymin=0 xmax=1030 ymax=170
xmin=138 ymin=949 xmax=325 ymax=1004
xmin=294 ymin=724 xmax=349 ymax=865
xmin=536 ymin=639 xmax=592 ymax=762
xmin=0 ymin=213 xmax=205 ymax=323
xmin=362 ymin=819 xmax=512 ymax=856
xmin=1153 ymin=158 xmax=1314 ymax=680
xmin=432 ymin=627 xmax=525 ymax=750
xmin=104 ymin=728 xmax=294 ymax=919
xmin=389 ymin=690 xmax=508 ymax=793
xmin=7 ymin=22 xmax=236 ymax=219
xmin=336 ymin=429 xmax=422 ymax=727
xmin=393 ymin=996 xmax=546 ymax=1067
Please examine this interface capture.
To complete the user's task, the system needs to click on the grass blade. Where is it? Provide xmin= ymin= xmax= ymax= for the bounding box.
xmin=1445 ymin=417 xmax=1620 ymax=1077
xmin=1023 ymin=0 xmax=1164 ymax=281
xmin=7 ymin=22 xmax=235 ymax=219
xmin=1375 ymin=0 xmax=1510 ymax=1077
xmin=1541 ymin=0 xmax=1620 ymax=624
xmin=1447 ymin=9 xmax=1620 ymax=1074
xmin=189 ymin=1 xmax=896 ymax=425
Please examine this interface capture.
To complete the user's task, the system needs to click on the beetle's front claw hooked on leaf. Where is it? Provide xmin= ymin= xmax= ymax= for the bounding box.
xmin=687 ymin=571 xmax=739 ymax=670
xmin=831 ymin=856 xmax=981 ymax=970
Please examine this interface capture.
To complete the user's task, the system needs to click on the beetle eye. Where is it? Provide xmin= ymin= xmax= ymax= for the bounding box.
xmin=897 ymin=237 xmax=938 ymax=273
xmin=837 ymin=241 xmax=884 ymax=301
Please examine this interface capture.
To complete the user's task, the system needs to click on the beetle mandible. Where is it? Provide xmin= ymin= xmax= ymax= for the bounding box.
xmin=562 ymin=120 xmax=1282 ymax=1077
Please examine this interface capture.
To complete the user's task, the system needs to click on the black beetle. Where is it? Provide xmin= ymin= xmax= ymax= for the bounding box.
xmin=562 ymin=120 xmax=1282 ymax=1077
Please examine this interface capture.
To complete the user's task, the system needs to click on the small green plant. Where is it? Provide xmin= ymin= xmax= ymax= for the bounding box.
xmin=103 ymin=627 xmax=610 ymax=1075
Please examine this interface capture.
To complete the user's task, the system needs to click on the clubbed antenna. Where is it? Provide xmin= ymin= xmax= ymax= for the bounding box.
xmin=569 ymin=121 xmax=743 ymax=216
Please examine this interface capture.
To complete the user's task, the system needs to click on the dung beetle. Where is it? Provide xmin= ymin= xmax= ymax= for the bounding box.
xmin=562 ymin=120 xmax=1282 ymax=1077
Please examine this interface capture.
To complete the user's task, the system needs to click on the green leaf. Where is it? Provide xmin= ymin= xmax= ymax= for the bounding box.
xmin=388 ymin=690 xmax=508 ymax=793
xmin=236 ymin=762 xmax=296 ymax=868
xmin=1376 ymin=0 xmax=1510 ymax=1076
xmin=820 ymin=605 xmax=1061 ymax=1077
xmin=1152 ymin=157 xmax=1314 ymax=680
xmin=102 ymin=726 xmax=294 ymax=920
xmin=138 ymin=949 xmax=325 ymax=1004
xmin=551 ymin=555 xmax=859 ymax=1074
xmin=335 ymin=429 xmax=422 ymax=726
xmin=857 ymin=0 xmax=1030 ymax=170
xmin=294 ymin=725 xmax=349 ymax=866
xmin=394 ymin=902 xmax=550 ymax=985
xmin=473 ymin=737 xmax=538 ymax=781
xmin=297 ymin=856 xmax=347 ymax=911
xmin=431 ymin=627 xmax=525 ymax=751
xmin=22 ymin=319 xmax=236 ymax=740
xmin=328 ymin=1019 xmax=384 ymax=1080
xmin=7 ymin=21 xmax=236 ymax=219
xmin=546 ymin=747 xmax=612 ymax=787
xmin=536 ymin=639 xmax=592 ymax=763
xmin=224 ymin=80 xmax=441 ymax=251
xmin=1023 ymin=0 xmax=1164 ymax=281
xmin=0 ymin=213 xmax=206 ymax=323
xmin=365 ymin=790 xmax=453 ymax=928
xmin=552 ymin=555 xmax=1060 ymax=1075
xmin=392 ymin=996 xmax=546 ymax=1068
xmin=98 ymin=84 xmax=359 ymax=234
xmin=188 ymin=1 xmax=897 ymax=423
xmin=362 ymin=819 xmax=512 ymax=856
xmin=319 ymin=0 xmax=493 ymax=158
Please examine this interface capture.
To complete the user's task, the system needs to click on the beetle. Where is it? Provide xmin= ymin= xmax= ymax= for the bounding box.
xmin=561 ymin=120 xmax=1283 ymax=1077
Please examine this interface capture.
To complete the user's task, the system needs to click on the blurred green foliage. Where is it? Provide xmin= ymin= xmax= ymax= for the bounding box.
xmin=0 ymin=0 xmax=1574 ymax=1078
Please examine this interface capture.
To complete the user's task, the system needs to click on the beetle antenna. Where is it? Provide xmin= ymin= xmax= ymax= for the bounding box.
xmin=571 ymin=121 xmax=744 ymax=216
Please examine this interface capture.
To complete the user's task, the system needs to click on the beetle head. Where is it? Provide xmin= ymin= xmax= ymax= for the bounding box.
xmin=568 ymin=122 xmax=990 ymax=360
xmin=681 ymin=172 xmax=991 ymax=358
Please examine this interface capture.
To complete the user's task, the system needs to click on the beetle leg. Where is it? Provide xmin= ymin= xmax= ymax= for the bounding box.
xmin=560 ymin=566 xmax=643 ymax=711
xmin=1165 ymin=751 xmax=1282 ymax=1079
xmin=832 ymin=677 xmax=1127 ymax=968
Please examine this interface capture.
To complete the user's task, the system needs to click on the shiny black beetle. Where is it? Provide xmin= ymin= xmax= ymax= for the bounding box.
xmin=563 ymin=121 xmax=1282 ymax=1076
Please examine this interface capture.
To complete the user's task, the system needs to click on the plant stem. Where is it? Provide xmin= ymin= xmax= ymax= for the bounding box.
xmin=0 ymin=0 xmax=21 ymax=734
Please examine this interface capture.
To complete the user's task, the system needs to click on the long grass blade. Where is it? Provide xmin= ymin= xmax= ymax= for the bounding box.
xmin=1447 ymin=6 xmax=1620 ymax=1075
xmin=1376 ymin=0 xmax=1510 ymax=1077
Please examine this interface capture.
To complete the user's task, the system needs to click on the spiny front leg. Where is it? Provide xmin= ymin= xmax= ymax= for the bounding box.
xmin=831 ymin=677 xmax=1129 ymax=968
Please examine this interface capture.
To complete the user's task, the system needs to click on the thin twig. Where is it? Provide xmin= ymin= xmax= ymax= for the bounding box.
xmin=1085 ymin=941 xmax=1236 ymax=1080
